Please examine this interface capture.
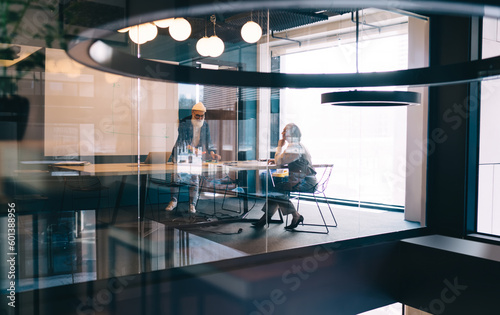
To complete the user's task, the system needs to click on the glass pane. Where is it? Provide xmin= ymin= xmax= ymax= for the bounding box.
xmin=0 ymin=47 xmax=142 ymax=291
xmin=478 ymin=17 xmax=500 ymax=236
xmin=0 ymin=4 xmax=426 ymax=301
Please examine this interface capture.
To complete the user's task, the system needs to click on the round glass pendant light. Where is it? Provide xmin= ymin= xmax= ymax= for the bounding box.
xmin=208 ymin=35 xmax=224 ymax=57
xmin=196 ymin=36 xmax=211 ymax=56
xmin=241 ymin=21 xmax=262 ymax=43
xmin=169 ymin=18 xmax=192 ymax=41
xmin=128 ymin=23 xmax=157 ymax=44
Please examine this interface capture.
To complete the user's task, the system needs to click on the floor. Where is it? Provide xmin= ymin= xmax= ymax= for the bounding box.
xmin=171 ymin=194 xmax=420 ymax=254
xmin=7 ymin=192 xmax=421 ymax=293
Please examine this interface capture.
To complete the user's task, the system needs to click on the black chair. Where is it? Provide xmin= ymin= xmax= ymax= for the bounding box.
xmin=60 ymin=175 xmax=110 ymax=236
xmin=200 ymin=173 xmax=243 ymax=218
xmin=147 ymin=165 xmax=203 ymax=218
xmin=148 ymin=173 xmax=185 ymax=215
xmin=13 ymin=169 xmax=49 ymax=214
xmin=142 ymin=151 xmax=183 ymax=216
xmin=289 ymin=164 xmax=338 ymax=234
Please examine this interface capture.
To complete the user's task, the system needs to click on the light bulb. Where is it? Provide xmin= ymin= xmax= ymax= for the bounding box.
xmin=241 ymin=21 xmax=262 ymax=43
xmin=129 ymin=23 xmax=158 ymax=44
xmin=154 ymin=18 xmax=174 ymax=28
xmin=117 ymin=27 xmax=130 ymax=33
xmin=169 ymin=18 xmax=192 ymax=41
xmin=196 ymin=37 xmax=211 ymax=56
xmin=208 ymin=35 xmax=224 ymax=57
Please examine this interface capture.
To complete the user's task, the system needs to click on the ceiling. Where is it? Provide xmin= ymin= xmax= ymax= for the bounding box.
xmin=63 ymin=2 xmax=357 ymax=44
xmin=185 ymin=9 xmax=357 ymax=43
xmin=138 ymin=8 xmax=361 ymax=64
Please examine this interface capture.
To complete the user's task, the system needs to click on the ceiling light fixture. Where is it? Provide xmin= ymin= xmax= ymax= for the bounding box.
xmin=241 ymin=12 xmax=262 ymax=43
xmin=197 ymin=15 xmax=224 ymax=57
xmin=196 ymin=20 xmax=211 ymax=56
xmin=128 ymin=23 xmax=158 ymax=44
xmin=321 ymin=10 xmax=421 ymax=107
xmin=117 ymin=27 xmax=130 ymax=33
xmin=169 ymin=18 xmax=192 ymax=41
xmin=321 ymin=90 xmax=421 ymax=106
xmin=196 ymin=36 xmax=211 ymax=56
xmin=241 ymin=21 xmax=262 ymax=43
xmin=207 ymin=35 xmax=224 ymax=57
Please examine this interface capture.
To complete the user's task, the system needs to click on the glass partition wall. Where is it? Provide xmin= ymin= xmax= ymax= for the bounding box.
xmin=477 ymin=17 xmax=500 ymax=237
xmin=0 ymin=6 xmax=426 ymax=294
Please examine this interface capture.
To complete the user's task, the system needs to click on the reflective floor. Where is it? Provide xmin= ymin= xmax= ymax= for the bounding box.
xmin=1 ymin=193 xmax=420 ymax=294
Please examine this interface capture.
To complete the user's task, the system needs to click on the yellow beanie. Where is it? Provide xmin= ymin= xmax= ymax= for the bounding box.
xmin=192 ymin=102 xmax=206 ymax=112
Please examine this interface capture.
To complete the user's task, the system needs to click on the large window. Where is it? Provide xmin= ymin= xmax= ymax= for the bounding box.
xmin=271 ymin=10 xmax=410 ymax=207
xmin=280 ymin=35 xmax=408 ymax=207
xmin=477 ymin=17 xmax=500 ymax=236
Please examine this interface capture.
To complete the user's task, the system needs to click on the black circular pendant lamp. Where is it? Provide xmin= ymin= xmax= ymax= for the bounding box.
xmin=322 ymin=10 xmax=421 ymax=107
xmin=321 ymin=90 xmax=421 ymax=107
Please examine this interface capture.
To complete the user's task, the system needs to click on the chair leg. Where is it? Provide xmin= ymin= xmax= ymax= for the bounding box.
xmin=322 ymin=191 xmax=338 ymax=227
xmin=221 ymin=182 xmax=230 ymax=210
xmin=144 ymin=183 xmax=157 ymax=221
xmin=285 ymin=193 xmax=301 ymax=226
xmin=96 ymin=190 xmax=101 ymax=211
xmin=313 ymin=194 xmax=329 ymax=234
xmin=196 ymin=176 xmax=214 ymax=217
xmin=212 ymin=179 xmax=217 ymax=216
xmin=221 ymin=182 xmax=243 ymax=215
xmin=290 ymin=193 xmax=337 ymax=234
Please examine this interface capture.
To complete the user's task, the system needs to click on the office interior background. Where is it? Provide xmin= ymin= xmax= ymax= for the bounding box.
xmin=1 ymin=0 xmax=500 ymax=314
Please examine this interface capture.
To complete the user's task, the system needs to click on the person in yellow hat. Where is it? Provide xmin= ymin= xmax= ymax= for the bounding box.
xmin=165 ymin=102 xmax=221 ymax=214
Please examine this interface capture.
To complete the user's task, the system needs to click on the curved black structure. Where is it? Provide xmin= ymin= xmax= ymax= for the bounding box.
xmin=66 ymin=0 xmax=500 ymax=89
xmin=321 ymin=90 xmax=421 ymax=106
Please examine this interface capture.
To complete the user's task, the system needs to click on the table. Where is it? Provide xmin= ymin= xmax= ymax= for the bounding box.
xmin=52 ymin=161 xmax=272 ymax=175
xmin=51 ymin=161 xmax=276 ymax=222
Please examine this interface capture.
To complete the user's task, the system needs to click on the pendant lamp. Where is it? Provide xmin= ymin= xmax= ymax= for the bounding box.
xmin=321 ymin=10 xmax=420 ymax=107
xmin=197 ymin=15 xmax=224 ymax=57
xmin=169 ymin=18 xmax=192 ymax=41
xmin=241 ymin=16 xmax=262 ymax=43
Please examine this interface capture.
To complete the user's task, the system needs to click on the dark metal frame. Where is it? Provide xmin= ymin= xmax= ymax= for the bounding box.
xmin=288 ymin=165 xmax=338 ymax=234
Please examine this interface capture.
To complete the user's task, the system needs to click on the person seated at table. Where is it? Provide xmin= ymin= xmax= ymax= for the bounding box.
xmin=253 ymin=123 xmax=317 ymax=229
xmin=164 ymin=102 xmax=221 ymax=214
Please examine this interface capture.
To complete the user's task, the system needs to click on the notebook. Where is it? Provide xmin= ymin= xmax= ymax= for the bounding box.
xmin=143 ymin=152 xmax=171 ymax=164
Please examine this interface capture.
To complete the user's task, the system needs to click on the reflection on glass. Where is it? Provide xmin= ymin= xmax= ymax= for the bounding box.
xmin=0 ymin=6 xmax=424 ymax=297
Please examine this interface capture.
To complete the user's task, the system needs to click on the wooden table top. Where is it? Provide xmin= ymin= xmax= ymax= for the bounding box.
xmin=51 ymin=161 xmax=332 ymax=176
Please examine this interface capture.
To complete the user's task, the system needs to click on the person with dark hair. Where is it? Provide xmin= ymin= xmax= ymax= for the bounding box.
xmin=165 ymin=102 xmax=221 ymax=214
xmin=253 ymin=123 xmax=317 ymax=229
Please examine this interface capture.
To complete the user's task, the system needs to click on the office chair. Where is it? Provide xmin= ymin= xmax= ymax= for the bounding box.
xmin=148 ymin=173 xmax=183 ymax=215
xmin=148 ymin=172 xmax=203 ymax=219
xmin=288 ymin=164 xmax=337 ymax=234
xmin=60 ymin=175 xmax=110 ymax=237
xmin=13 ymin=169 xmax=49 ymax=214
xmin=199 ymin=173 xmax=243 ymax=218
xmin=143 ymin=151 xmax=184 ymax=218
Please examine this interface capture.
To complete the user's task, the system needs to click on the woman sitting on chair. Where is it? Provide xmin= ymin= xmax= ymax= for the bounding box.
xmin=253 ymin=123 xmax=317 ymax=229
